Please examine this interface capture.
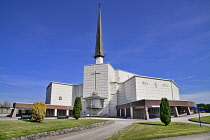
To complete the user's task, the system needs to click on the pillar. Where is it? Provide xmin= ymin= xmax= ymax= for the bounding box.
xmin=173 ymin=106 xmax=179 ymax=117
xmin=186 ymin=107 xmax=191 ymax=115
xmin=124 ymin=108 xmax=127 ymax=117
xmin=130 ymin=107 xmax=133 ymax=119
xmin=144 ymin=106 xmax=149 ymax=120
xmin=11 ymin=108 xmax=17 ymax=118
xmin=66 ymin=110 xmax=69 ymax=116
xmin=120 ymin=109 xmax=121 ymax=117
xmin=54 ymin=109 xmax=57 ymax=116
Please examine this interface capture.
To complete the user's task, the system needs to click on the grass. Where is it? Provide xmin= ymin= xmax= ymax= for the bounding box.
xmin=108 ymin=122 xmax=210 ymax=140
xmin=189 ymin=116 xmax=210 ymax=123
xmin=0 ymin=119 xmax=106 ymax=140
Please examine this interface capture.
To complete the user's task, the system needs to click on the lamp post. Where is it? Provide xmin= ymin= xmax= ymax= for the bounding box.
xmin=90 ymin=102 xmax=92 ymax=119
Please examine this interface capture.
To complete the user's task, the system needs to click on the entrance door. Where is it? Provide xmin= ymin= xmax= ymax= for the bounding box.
xmin=133 ymin=108 xmax=144 ymax=119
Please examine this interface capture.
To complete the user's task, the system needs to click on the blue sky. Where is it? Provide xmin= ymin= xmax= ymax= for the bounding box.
xmin=0 ymin=0 xmax=210 ymax=104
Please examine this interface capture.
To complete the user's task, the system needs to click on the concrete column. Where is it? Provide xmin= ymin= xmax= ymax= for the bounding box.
xmin=11 ymin=108 xmax=17 ymax=118
xmin=119 ymin=109 xmax=121 ymax=117
xmin=186 ymin=107 xmax=191 ymax=115
xmin=144 ymin=106 xmax=149 ymax=120
xmin=54 ymin=109 xmax=57 ymax=116
xmin=173 ymin=107 xmax=179 ymax=117
xmin=124 ymin=108 xmax=127 ymax=117
xmin=130 ymin=107 xmax=133 ymax=119
xmin=66 ymin=110 xmax=69 ymax=116
xmin=96 ymin=57 xmax=103 ymax=64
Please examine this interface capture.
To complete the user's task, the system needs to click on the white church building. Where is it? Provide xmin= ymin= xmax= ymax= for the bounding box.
xmin=11 ymin=6 xmax=196 ymax=119
xmin=44 ymin=6 xmax=195 ymax=119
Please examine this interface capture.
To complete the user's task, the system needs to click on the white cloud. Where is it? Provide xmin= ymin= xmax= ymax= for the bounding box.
xmin=180 ymin=92 xmax=210 ymax=104
xmin=0 ymin=75 xmax=49 ymax=87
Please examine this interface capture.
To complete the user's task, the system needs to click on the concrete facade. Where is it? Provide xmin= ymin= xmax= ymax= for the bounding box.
xmin=46 ymin=82 xmax=82 ymax=106
xmin=45 ymin=62 xmax=181 ymax=117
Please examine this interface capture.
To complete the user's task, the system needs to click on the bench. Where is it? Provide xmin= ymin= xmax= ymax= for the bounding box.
xmin=57 ymin=116 xmax=69 ymax=119
xmin=21 ymin=115 xmax=32 ymax=119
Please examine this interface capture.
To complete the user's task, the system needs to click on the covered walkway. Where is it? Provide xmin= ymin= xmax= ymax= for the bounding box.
xmin=10 ymin=103 xmax=73 ymax=118
xmin=116 ymin=99 xmax=196 ymax=120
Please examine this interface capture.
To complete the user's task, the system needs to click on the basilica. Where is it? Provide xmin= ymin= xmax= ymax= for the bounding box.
xmin=11 ymin=6 xmax=196 ymax=119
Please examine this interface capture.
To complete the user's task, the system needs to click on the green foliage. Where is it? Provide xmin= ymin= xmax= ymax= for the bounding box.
xmin=73 ymin=97 xmax=82 ymax=120
xmin=30 ymin=102 xmax=46 ymax=122
xmin=160 ymin=98 xmax=171 ymax=126
xmin=197 ymin=103 xmax=210 ymax=113
xmin=205 ymin=104 xmax=210 ymax=113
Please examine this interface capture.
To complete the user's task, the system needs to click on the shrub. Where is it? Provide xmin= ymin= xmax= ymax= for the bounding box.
xmin=30 ymin=102 xmax=46 ymax=122
xmin=73 ymin=97 xmax=82 ymax=120
xmin=160 ymin=98 xmax=171 ymax=126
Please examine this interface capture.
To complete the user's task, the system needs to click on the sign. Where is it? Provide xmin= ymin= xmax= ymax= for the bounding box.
xmin=59 ymin=96 xmax=62 ymax=100
xmin=193 ymin=106 xmax=206 ymax=127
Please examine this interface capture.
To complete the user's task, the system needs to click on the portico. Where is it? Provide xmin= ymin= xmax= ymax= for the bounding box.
xmin=11 ymin=102 xmax=73 ymax=118
xmin=116 ymin=99 xmax=196 ymax=120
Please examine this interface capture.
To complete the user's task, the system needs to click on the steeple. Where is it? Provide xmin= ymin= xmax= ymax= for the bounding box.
xmin=94 ymin=4 xmax=105 ymax=64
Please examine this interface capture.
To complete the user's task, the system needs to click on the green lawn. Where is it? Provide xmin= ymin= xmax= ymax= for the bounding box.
xmin=0 ymin=119 xmax=106 ymax=140
xmin=108 ymin=122 xmax=210 ymax=140
xmin=189 ymin=116 xmax=210 ymax=123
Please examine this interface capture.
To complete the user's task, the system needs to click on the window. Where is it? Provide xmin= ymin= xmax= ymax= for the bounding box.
xmin=87 ymin=99 xmax=104 ymax=108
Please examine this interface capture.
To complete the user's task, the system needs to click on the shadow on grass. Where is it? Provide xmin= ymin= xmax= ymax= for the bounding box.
xmin=137 ymin=122 xmax=164 ymax=126
xmin=21 ymin=120 xmax=44 ymax=123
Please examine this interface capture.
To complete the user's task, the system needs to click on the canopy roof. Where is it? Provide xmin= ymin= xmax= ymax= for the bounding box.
xmin=84 ymin=94 xmax=107 ymax=100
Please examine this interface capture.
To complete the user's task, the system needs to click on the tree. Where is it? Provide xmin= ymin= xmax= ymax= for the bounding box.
xmin=197 ymin=103 xmax=210 ymax=113
xmin=205 ymin=104 xmax=210 ymax=113
xmin=160 ymin=98 xmax=171 ymax=126
xmin=3 ymin=100 xmax=12 ymax=113
xmin=73 ymin=97 xmax=82 ymax=120
xmin=0 ymin=103 xmax=2 ymax=113
xmin=197 ymin=103 xmax=205 ymax=108
xmin=0 ymin=100 xmax=12 ymax=113
xmin=30 ymin=102 xmax=46 ymax=122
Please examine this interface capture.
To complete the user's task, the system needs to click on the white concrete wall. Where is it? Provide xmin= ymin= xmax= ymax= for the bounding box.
xmin=83 ymin=63 xmax=110 ymax=115
xmin=124 ymin=77 xmax=137 ymax=103
xmin=50 ymin=83 xmax=73 ymax=106
xmin=135 ymin=76 xmax=180 ymax=100
xmin=72 ymin=84 xmax=83 ymax=106
xmin=117 ymin=83 xmax=126 ymax=105
xmin=109 ymin=82 xmax=118 ymax=116
xmin=46 ymin=84 xmax=52 ymax=104
xmin=171 ymin=82 xmax=180 ymax=100
xmin=108 ymin=64 xmax=117 ymax=116
xmin=115 ymin=70 xmax=136 ymax=83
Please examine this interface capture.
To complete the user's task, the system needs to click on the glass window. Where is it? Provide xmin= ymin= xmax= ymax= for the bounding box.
xmin=87 ymin=99 xmax=104 ymax=108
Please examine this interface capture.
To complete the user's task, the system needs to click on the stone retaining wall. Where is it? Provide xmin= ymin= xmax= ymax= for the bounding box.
xmin=8 ymin=120 xmax=114 ymax=140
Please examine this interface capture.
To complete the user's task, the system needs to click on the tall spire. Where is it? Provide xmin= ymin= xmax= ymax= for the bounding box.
xmin=94 ymin=4 xmax=105 ymax=64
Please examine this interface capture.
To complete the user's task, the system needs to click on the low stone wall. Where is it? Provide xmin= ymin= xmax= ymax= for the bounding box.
xmin=8 ymin=120 xmax=114 ymax=140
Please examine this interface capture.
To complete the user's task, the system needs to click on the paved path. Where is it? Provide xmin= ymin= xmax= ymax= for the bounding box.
xmin=0 ymin=114 xmax=18 ymax=120
xmin=39 ymin=118 xmax=144 ymax=140
xmin=39 ymin=113 xmax=210 ymax=140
